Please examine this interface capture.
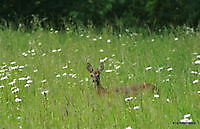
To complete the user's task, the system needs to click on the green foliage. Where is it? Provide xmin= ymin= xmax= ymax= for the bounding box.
xmin=0 ymin=27 xmax=200 ymax=128
xmin=0 ymin=0 xmax=200 ymax=28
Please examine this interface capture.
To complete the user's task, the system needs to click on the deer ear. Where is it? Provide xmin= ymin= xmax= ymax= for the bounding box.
xmin=98 ymin=63 xmax=104 ymax=72
xmin=87 ymin=63 xmax=93 ymax=72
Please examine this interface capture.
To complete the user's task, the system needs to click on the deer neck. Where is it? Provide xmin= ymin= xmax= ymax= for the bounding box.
xmin=95 ymin=81 xmax=104 ymax=90
xmin=95 ymin=81 xmax=106 ymax=96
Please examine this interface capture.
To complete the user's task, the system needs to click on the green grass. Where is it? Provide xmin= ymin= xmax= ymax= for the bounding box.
xmin=0 ymin=27 xmax=200 ymax=129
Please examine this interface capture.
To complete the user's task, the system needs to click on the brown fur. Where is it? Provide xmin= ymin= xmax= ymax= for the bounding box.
xmin=87 ymin=63 xmax=156 ymax=96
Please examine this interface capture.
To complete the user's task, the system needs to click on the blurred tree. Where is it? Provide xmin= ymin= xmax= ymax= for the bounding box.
xmin=0 ymin=0 xmax=199 ymax=29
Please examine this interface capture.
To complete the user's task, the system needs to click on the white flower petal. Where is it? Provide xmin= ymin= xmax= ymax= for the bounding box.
xmin=184 ymin=114 xmax=191 ymax=118
xmin=133 ymin=106 xmax=140 ymax=110
xmin=154 ymin=94 xmax=160 ymax=98
xmin=125 ymin=126 xmax=132 ymax=129
xmin=192 ymin=79 xmax=198 ymax=84
xmin=15 ymin=98 xmax=22 ymax=102
xmin=105 ymin=70 xmax=113 ymax=73
xmin=145 ymin=66 xmax=152 ymax=71
xmin=194 ymin=60 xmax=200 ymax=64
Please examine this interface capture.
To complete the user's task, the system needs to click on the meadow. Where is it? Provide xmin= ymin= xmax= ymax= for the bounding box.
xmin=0 ymin=26 xmax=200 ymax=129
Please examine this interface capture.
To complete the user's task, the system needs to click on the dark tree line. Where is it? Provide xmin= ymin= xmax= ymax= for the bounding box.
xmin=0 ymin=0 xmax=200 ymax=29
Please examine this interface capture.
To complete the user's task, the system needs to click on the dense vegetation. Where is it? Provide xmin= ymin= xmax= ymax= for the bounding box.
xmin=0 ymin=0 xmax=200 ymax=28
xmin=0 ymin=1 xmax=200 ymax=128
xmin=0 ymin=27 xmax=200 ymax=128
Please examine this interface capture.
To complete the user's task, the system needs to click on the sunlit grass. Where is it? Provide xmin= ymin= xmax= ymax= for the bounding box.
xmin=0 ymin=27 xmax=200 ymax=129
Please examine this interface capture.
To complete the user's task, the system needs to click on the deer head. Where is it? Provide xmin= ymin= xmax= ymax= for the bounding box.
xmin=87 ymin=63 xmax=104 ymax=87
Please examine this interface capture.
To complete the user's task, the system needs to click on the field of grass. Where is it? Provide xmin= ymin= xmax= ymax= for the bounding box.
xmin=0 ymin=27 xmax=200 ymax=129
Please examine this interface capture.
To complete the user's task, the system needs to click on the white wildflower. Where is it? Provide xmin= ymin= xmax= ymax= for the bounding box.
xmin=174 ymin=37 xmax=179 ymax=41
xmin=0 ymin=85 xmax=4 ymax=88
xmin=62 ymin=73 xmax=67 ymax=76
xmin=24 ymin=84 xmax=30 ymax=88
xmin=57 ymin=48 xmax=61 ymax=52
xmin=27 ymin=80 xmax=33 ymax=84
xmin=184 ymin=114 xmax=191 ymax=118
xmin=191 ymin=71 xmax=198 ymax=74
xmin=41 ymin=90 xmax=48 ymax=95
xmin=66 ymin=27 xmax=70 ymax=31
xmin=107 ymin=39 xmax=111 ymax=43
xmin=145 ymin=66 xmax=152 ymax=71
xmin=12 ymin=87 xmax=19 ymax=94
xmin=133 ymin=106 xmax=140 ymax=110
xmin=11 ymin=86 xmax=16 ymax=91
xmin=180 ymin=118 xmax=193 ymax=123
xmin=92 ymin=38 xmax=97 ymax=41
xmin=194 ymin=60 xmax=200 ymax=64
xmin=26 ymin=76 xmax=31 ymax=80
xmin=52 ymin=49 xmax=57 ymax=53
xmin=196 ymin=55 xmax=200 ymax=59
xmin=33 ymin=69 xmax=38 ymax=72
xmin=41 ymin=79 xmax=47 ymax=83
xmin=31 ymin=49 xmax=35 ymax=53
xmin=9 ymin=66 xmax=19 ymax=70
xmin=192 ymin=52 xmax=198 ymax=55
xmin=99 ymin=49 xmax=104 ymax=53
xmin=105 ymin=70 xmax=113 ymax=73
xmin=192 ymin=79 xmax=199 ymax=84
xmin=42 ymin=53 xmax=46 ymax=56
xmin=15 ymin=98 xmax=22 ymax=102
xmin=166 ymin=98 xmax=170 ymax=102
xmin=16 ymin=116 xmax=21 ymax=120
xmin=128 ymin=74 xmax=134 ymax=79
xmin=38 ymin=42 xmax=42 ymax=46
xmin=62 ymin=65 xmax=68 ymax=69
xmin=19 ymin=65 xmax=25 ymax=69
xmin=22 ymin=52 xmax=28 ymax=56
xmin=100 ymin=57 xmax=108 ymax=63
xmin=178 ymin=114 xmax=193 ymax=123
xmin=124 ymin=97 xmax=136 ymax=102
xmin=166 ymin=78 xmax=170 ymax=82
xmin=10 ymin=62 xmax=16 ymax=65
xmin=125 ymin=126 xmax=132 ymax=129
xmin=18 ymin=77 xmax=27 ymax=81
xmin=56 ymin=74 xmax=61 ymax=78
xmin=154 ymin=94 xmax=160 ymax=98
xmin=197 ymin=91 xmax=200 ymax=94
xmin=115 ymin=65 xmax=121 ymax=70
xmin=69 ymin=73 xmax=77 ymax=78
xmin=167 ymin=67 xmax=173 ymax=71
xmin=85 ymin=78 xmax=89 ymax=82
xmin=8 ymin=80 xmax=16 ymax=85
xmin=156 ymin=67 xmax=164 ymax=72
xmin=0 ymin=69 xmax=7 ymax=73
xmin=125 ymin=29 xmax=129 ymax=32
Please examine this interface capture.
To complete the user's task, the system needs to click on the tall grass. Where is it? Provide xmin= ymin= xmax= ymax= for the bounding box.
xmin=0 ymin=26 xmax=200 ymax=129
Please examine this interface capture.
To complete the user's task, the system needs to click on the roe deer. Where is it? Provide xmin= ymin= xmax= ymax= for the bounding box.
xmin=87 ymin=63 xmax=156 ymax=96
